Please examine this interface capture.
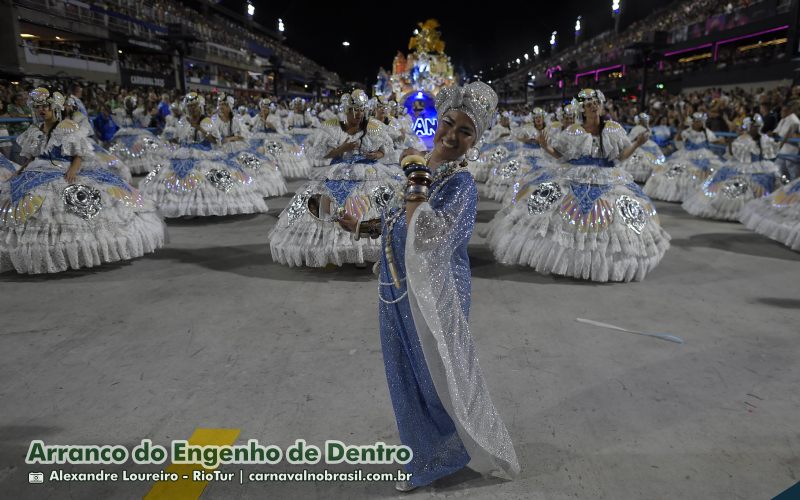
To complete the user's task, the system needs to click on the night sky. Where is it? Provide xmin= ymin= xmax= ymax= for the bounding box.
xmin=221 ymin=0 xmax=676 ymax=83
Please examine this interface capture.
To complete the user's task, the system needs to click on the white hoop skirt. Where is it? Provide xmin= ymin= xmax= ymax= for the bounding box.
xmin=269 ymin=159 xmax=404 ymax=267
xmin=139 ymin=145 xmax=268 ymax=218
xmin=0 ymin=162 xmax=166 ymax=274
xmin=682 ymin=161 xmax=780 ymax=221
xmin=487 ymin=162 xmax=671 ymax=282
xmin=109 ymin=128 xmax=172 ymax=175
xmin=739 ymin=177 xmax=800 ymax=250
xmin=644 ymin=146 xmax=722 ymax=202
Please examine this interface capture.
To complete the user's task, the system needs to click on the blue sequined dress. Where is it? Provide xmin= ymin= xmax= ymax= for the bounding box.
xmin=379 ymin=167 xmax=519 ymax=487
xmin=487 ymin=122 xmax=671 ymax=282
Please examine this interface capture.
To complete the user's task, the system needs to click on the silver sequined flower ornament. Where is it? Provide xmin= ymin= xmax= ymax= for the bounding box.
xmin=206 ymin=169 xmax=234 ymax=192
xmin=721 ymin=177 xmax=749 ymax=199
xmin=527 ymin=182 xmax=562 ymax=215
xmin=372 ymin=185 xmax=396 ymax=208
xmin=435 ymin=81 xmax=498 ymax=137
xmin=266 ymin=141 xmax=283 ymax=154
xmin=63 ymin=184 xmax=102 ymax=220
xmin=499 ymin=159 xmax=519 ymax=179
xmin=615 ymin=195 xmax=647 ymax=234
xmin=237 ymin=152 xmax=261 ymax=170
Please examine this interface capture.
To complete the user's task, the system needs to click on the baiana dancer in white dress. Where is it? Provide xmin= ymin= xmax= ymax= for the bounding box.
xmin=616 ymin=113 xmax=665 ymax=183
xmin=249 ymin=98 xmax=311 ymax=179
xmin=268 ymin=90 xmax=403 ymax=267
xmin=140 ymin=92 xmax=267 ymax=218
xmin=683 ymin=114 xmax=782 ymax=221
xmin=0 ymin=88 xmax=165 ymax=274
xmin=644 ymin=112 xmax=723 ymax=202
xmin=487 ymin=89 xmax=670 ymax=282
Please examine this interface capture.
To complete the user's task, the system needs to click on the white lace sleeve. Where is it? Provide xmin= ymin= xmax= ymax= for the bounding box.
xmin=731 ymin=135 xmax=753 ymax=162
xmin=15 ymin=125 xmax=42 ymax=159
xmin=53 ymin=120 xmax=93 ymax=157
xmin=760 ymin=134 xmax=778 ymax=160
xmin=602 ymin=121 xmax=631 ymax=161
xmin=303 ymin=128 xmax=337 ymax=167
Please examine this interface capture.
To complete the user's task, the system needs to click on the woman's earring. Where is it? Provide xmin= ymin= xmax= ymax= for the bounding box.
xmin=466 ymin=147 xmax=480 ymax=162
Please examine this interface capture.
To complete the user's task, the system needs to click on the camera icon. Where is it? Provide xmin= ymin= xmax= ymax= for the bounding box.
xmin=28 ymin=472 xmax=44 ymax=484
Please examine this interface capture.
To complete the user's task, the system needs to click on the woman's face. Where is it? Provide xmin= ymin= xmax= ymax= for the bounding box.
xmin=691 ymin=120 xmax=704 ymax=131
xmin=433 ymin=110 xmax=476 ymax=161
xmin=34 ymin=105 xmax=52 ymax=122
xmin=583 ymin=100 xmax=600 ymax=118
xmin=347 ymin=107 xmax=364 ymax=124
xmin=563 ymin=115 xmax=575 ymax=126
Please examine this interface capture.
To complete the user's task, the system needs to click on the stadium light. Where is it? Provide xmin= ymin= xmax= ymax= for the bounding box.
xmin=575 ymin=16 xmax=582 ymax=34
xmin=533 ymin=44 xmax=540 ymax=56
xmin=278 ymin=18 xmax=285 ymax=32
xmin=524 ymin=53 xmax=529 ymax=61
xmin=246 ymin=1 xmax=254 ymax=17
xmin=342 ymin=41 xmax=350 ymax=47
xmin=516 ymin=58 xmax=520 ymax=64
xmin=550 ymin=31 xmax=557 ymax=49
xmin=612 ymin=0 xmax=621 ymax=14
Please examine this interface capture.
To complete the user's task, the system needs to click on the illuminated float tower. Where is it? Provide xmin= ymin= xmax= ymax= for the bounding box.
xmin=375 ymin=19 xmax=456 ymax=149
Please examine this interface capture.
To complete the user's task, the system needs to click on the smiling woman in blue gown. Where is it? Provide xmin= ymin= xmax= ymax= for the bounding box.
xmin=339 ymin=81 xmax=520 ymax=492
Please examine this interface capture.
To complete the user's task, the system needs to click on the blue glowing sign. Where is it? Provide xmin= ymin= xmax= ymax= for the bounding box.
xmin=403 ymin=90 xmax=437 ymax=149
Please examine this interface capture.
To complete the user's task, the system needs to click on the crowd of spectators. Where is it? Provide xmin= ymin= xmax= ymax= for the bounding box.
xmin=499 ymin=85 xmax=800 ymax=141
xmin=493 ymin=0 xmax=789 ymax=84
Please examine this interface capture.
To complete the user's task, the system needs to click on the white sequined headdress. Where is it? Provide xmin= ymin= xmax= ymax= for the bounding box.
xmin=634 ymin=112 xmax=650 ymax=126
xmin=341 ymin=89 xmax=369 ymax=112
xmin=742 ymin=113 xmax=764 ymax=131
xmin=691 ymin=112 xmax=708 ymax=124
xmin=572 ymin=88 xmax=605 ymax=114
xmin=28 ymin=87 xmax=65 ymax=122
xmin=435 ymin=81 xmax=498 ymax=137
xmin=182 ymin=92 xmax=205 ymax=112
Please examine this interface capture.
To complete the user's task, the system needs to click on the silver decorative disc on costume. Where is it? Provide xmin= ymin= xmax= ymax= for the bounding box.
xmin=206 ymin=169 xmax=234 ymax=192
xmin=237 ymin=152 xmax=261 ymax=170
xmin=286 ymin=189 xmax=312 ymax=225
xmin=372 ymin=185 xmax=396 ymax=208
xmin=266 ymin=141 xmax=283 ymax=154
xmin=63 ymin=184 xmax=102 ymax=220
xmin=499 ymin=160 xmax=519 ymax=179
xmin=491 ymin=147 xmax=508 ymax=161
xmin=615 ymin=195 xmax=647 ymax=234
xmin=664 ymin=163 xmax=686 ymax=178
xmin=527 ymin=182 xmax=562 ymax=215
xmin=721 ymin=177 xmax=749 ymax=199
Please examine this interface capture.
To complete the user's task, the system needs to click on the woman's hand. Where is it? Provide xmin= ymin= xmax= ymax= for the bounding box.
xmin=338 ymin=211 xmax=358 ymax=233
xmin=635 ymin=131 xmax=650 ymax=146
xmin=536 ymin=129 xmax=549 ymax=147
xmin=64 ymin=166 xmax=79 ymax=183
xmin=399 ymin=148 xmax=424 ymax=163
xmin=64 ymin=157 xmax=82 ymax=183
xmin=363 ymin=149 xmax=384 ymax=160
